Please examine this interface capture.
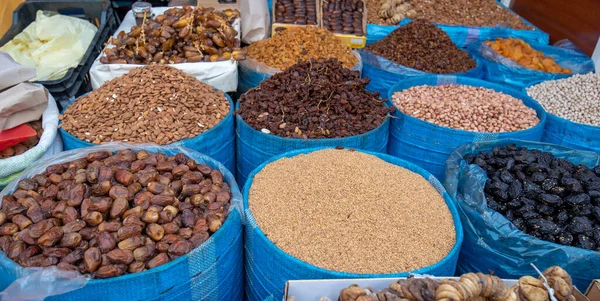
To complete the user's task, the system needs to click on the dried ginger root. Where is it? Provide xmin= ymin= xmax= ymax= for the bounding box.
xmin=367 ymin=0 xmax=416 ymax=25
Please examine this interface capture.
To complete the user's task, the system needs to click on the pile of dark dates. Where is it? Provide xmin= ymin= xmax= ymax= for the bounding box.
xmin=465 ymin=144 xmax=600 ymax=251
xmin=274 ymin=0 xmax=318 ymax=25
xmin=0 ymin=149 xmax=232 ymax=278
xmin=237 ymin=58 xmax=392 ymax=139
xmin=322 ymin=0 xmax=365 ymax=36
xmin=100 ymin=6 xmax=246 ymax=64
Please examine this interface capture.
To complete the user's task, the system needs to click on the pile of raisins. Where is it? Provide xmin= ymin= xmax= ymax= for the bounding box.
xmin=465 ymin=144 xmax=600 ymax=251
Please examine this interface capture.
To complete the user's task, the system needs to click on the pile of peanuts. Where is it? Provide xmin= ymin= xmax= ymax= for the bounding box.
xmin=392 ymin=84 xmax=540 ymax=133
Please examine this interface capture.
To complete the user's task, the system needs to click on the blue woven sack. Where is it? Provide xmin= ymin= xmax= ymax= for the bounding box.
xmin=444 ymin=139 xmax=600 ymax=290
xmin=237 ymin=51 xmax=363 ymax=96
xmin=469 ymin=38 xmax=595 ymax=89
xmin=59 ymin=93 xmax=236 ymax=176
xmin=387 ymin=75 xmax=547 ymax=181
xmin=0 ymin=144 xmax=243 ymax=301
xmin=243 ymin=147 xmax=464 ymax=301
xmin=361 ymin=49 xmax=484 ymax=97
xmin=524 ymin=79 xmax=600 ymax=153
xmin=235 ymin=102 xmax=390 ymax=187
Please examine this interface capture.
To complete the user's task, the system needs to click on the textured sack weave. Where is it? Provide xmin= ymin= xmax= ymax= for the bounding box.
xmin=237 ymin=51 xmax=363 ymax=96
xmin=0 ymin=144 xmax=243 ymax=301
xmin=60 ymin=93 xmax=236 ymax=176
xmin=235 ymin=109 xmax=390 ymax=187
xmin=366 ymin=4 xmax=549 ymax=48
xmin=539 ymin=113 xmax=600 ymax=153
xmin=243 ymin=147 xmax=464 ymax=301
xmin=386 ymin=75 xmax=547 ymax=182
xmin=0 ymin=89 xmax=61 ymax=179
xmin=470 ymin=39 xmax=595 ymax=89
xmin=444 ymin=139 xmax=600 ymax=291
xmin=361 ymin=50 xmax=484 ymax=97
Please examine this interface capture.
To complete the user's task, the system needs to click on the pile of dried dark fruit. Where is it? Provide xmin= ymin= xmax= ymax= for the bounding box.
xmin=364 ymin=19 xmax=476 ymax=74
xmin=237 ymin=58 xmax=392 ymax=138
xmin=100 ymin=6 xmax=246 ymax=64
xmin=323 ymin=266 xmax=575 ymax=301
xmin=0 ymin=149 xmax=232 ymax=278
xmin=465 ymin=144 xmax=600 ymax=251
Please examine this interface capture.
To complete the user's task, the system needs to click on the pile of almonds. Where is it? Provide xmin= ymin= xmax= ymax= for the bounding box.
xmin=59 ymin=65 xmax=229 ymax=145
xmin=0 ymin=149 xmax=232 ymax=279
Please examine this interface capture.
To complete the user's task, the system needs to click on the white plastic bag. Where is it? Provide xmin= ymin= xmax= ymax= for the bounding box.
xmin=0 ymin=87 xmax=61 ymax=181
xmin=241 ymin=0 xmax=270 ymax=44
xmin=90 ymin=7 xmax=239 ymax=92
xmin=0 ymin=11 xmax=97 ymax=81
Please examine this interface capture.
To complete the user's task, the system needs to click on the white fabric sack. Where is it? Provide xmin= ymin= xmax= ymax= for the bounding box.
xmin=0 ymin=87 xmax=61 ymax=179
xmin=90 ymin=7 xmax=239 ymax=92
xmin=241 ymin=0 xmax=270 ymax=44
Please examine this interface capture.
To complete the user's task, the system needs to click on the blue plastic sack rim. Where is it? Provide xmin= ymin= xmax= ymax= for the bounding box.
xmin=387 ymin=75 xmax=548 ymax=137
xmin=234 ymin=101 xmax=392 ymax=143
xmin=59 ymin=90 xmax=234 ymax=147
xmin=242 ymin=146 xmax=464 ymax=278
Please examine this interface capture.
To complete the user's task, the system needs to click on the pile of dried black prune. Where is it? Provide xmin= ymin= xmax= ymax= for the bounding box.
xmin=464 ymin=144 xmax=600 ymax=251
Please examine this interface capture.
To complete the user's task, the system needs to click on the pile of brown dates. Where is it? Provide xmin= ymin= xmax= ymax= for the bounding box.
xmin=100 ymin=6 xmax=246 ymax=64
xmin=0 ymin=149 xmax=232 ymax=279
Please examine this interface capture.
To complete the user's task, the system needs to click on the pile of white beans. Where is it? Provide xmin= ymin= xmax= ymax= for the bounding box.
xmin=526 ymin=73 xmax=600 ymax=126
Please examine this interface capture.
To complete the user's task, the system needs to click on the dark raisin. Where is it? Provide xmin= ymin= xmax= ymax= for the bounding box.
xmin=556 ymin=232 xmax=574 ymax=245
xmin=536 ymin=204 xmax=554 ymax=216
xmin=561 ymin=177 xmax=583 ymax=193
xmin=565 ymin=193 xmax=591 ymax=206
xmin=575 ymin=234 xmax=596 ymax=250
xmin=508 ymin=181 xmax=523 ymax=199
xmin=569 ymin=216 xmax=594 ymax=234
xmin=537 ymin=194 xmax=563 ymax=206
xmin=530 ymin=172 xmax=547 ymax=184
xmin=541 ymin=178 xmax=557 ymax=191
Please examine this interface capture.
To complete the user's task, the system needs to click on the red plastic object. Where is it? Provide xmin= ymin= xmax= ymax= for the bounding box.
xmin=0 ymin=124 xmax=37 ymax=151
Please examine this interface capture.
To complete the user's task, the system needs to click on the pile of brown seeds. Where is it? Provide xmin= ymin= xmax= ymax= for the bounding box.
xmin=60 ymin=65 xmax=229 ymax=145
xmin=392 ymin=84 xmax=540 ymax=133
xmin=248 ymin=148 xmax=456 ymax=274
xmin=0 ymin=149 xmax=232 ymax=278
xmin=365 ymin=20 xmax=476 ymax=74
xmin=414 ymin=0 xmax=532 ymax=30
xmin=238 ymin=58 xmax=391 ymax=139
